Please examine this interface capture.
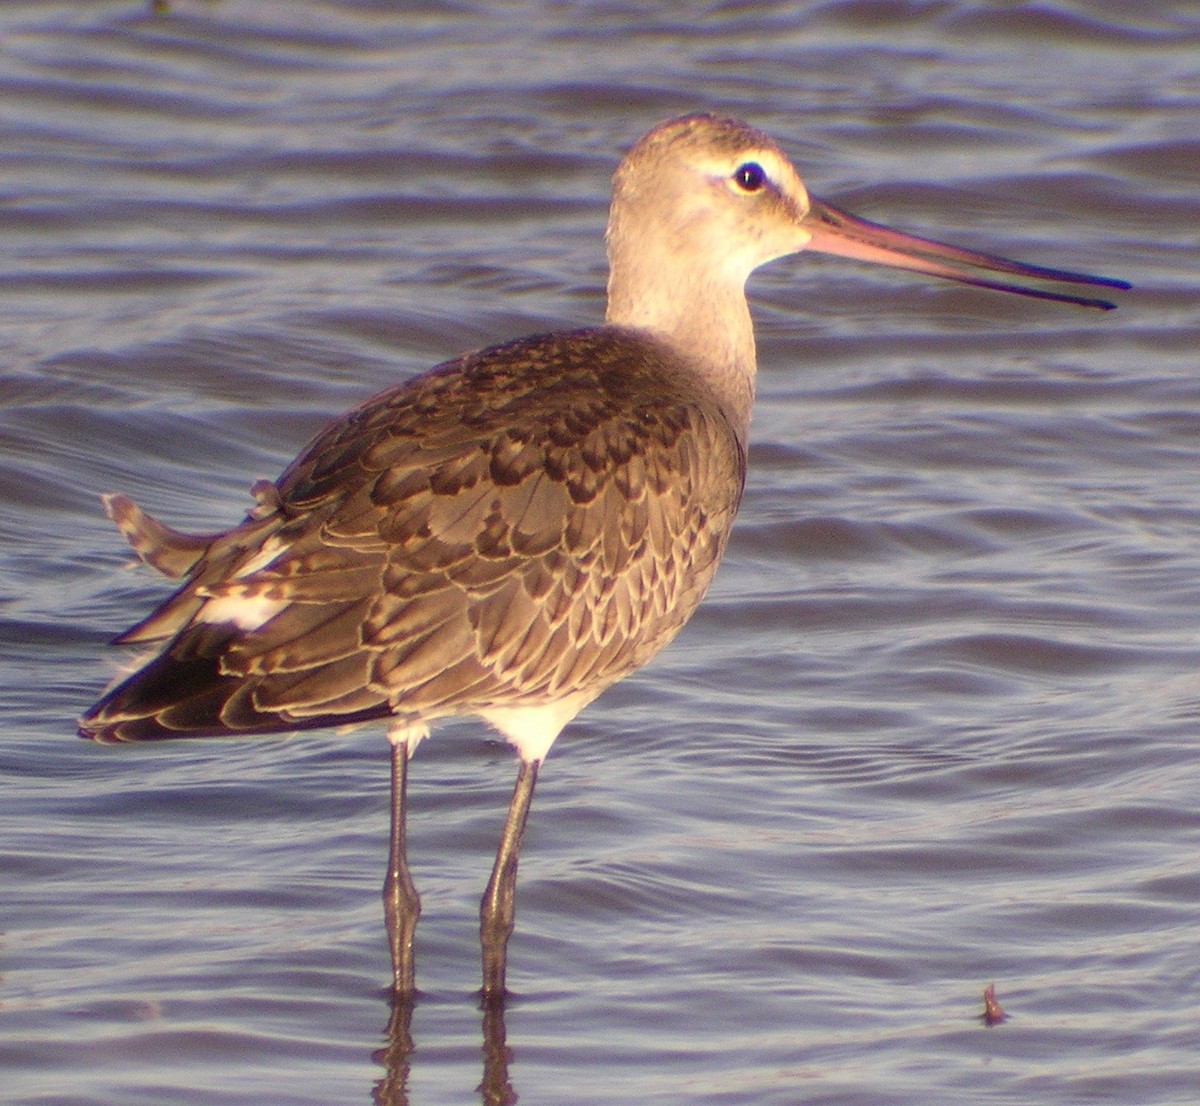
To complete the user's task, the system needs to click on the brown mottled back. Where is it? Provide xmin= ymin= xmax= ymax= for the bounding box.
xmin=80 ymin=326 xmax=744 ymax=743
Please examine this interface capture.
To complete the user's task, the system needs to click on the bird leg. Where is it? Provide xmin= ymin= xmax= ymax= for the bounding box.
xmin=480 ymin=757 xmax=539 ymax=1005
xmin=383 ymin=737 xmax=421 ymax=995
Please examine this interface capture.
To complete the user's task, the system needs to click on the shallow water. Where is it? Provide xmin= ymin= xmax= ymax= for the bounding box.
xmin=2 ymin=1 xmax=1199 ymax=1103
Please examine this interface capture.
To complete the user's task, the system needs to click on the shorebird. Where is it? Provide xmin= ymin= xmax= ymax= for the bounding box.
xmin=78 ymin=113 xmax=1128 ymax=1001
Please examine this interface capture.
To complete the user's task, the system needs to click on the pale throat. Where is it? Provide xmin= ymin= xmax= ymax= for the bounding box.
xmin=605 ymin=235 xmax=758 ymax=438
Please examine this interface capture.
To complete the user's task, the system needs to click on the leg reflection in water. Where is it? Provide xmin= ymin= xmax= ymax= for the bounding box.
xmin=372 ymin=995 xmax=518 ymax=1106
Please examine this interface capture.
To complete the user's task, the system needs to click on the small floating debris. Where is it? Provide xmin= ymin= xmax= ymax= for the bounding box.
xmin=981 ymin=983 xmax=1008 ymax=1026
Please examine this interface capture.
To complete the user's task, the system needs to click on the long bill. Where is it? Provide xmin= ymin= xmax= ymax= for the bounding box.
xmin=803 ymin=199 xmax=1131 ymax=310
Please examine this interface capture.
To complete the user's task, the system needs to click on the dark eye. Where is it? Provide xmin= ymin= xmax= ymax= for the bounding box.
xmin=733 ymin=162 xmax=766 ymax=192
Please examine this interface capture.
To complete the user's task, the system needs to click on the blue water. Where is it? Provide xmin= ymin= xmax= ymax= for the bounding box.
xmin=3 ymin=2 xmax=1199 ymax=1103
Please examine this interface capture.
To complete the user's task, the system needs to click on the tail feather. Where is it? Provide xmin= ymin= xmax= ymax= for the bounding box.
xmin=103 ymin=494 xmax=213 ymax=579
xmin=77 ymin=629 xmax=260 ymax=743
xmin=101 ymin=490 xmax=291 ymax=646
xmin=78 ymin=629 xmax=393 ymax=744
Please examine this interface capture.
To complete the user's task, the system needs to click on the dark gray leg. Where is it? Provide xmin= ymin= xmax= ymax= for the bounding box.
xmin=480 ymin=758 xmax=539 ymax=1004
xmin=383 ymin=739 xmax=421 ymax=995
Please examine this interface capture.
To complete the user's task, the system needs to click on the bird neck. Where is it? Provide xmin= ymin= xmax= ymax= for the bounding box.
xmin=604 ymin=238 xmax=757 ymax=441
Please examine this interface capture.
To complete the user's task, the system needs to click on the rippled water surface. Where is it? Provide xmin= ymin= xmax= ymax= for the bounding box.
xmin=3 ymin=2 xmax=1199 ymax=1103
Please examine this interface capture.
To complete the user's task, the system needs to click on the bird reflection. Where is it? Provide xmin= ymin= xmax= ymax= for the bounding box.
xmin=371 ymin=998 xmax=414 ymax=1106
xmin=478 ymin=1002 xmax=518 ymax=1106
xmin=372 ymin=995 xmax=518 ymax=1106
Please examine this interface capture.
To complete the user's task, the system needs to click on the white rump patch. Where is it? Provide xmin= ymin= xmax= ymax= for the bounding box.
xmin=195 ymin=538 xmax=289 ymax=630
xmin=196 ymin=592 xmax=287 ymax=631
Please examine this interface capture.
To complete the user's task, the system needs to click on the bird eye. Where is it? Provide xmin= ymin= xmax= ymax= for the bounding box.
xmin=733 ymin=162 xmax=766 ymax=192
